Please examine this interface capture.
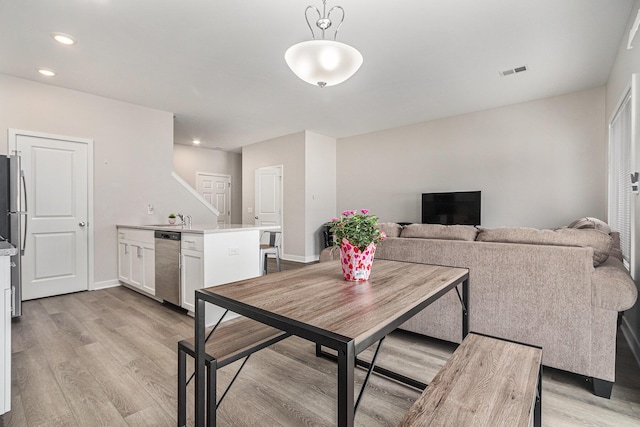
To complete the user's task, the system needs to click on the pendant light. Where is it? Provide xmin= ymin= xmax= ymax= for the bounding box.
xmin=285 ymin=0 xmax=363 ymax=88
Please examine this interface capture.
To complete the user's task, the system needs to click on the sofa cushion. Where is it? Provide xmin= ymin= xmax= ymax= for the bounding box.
xmin=592 ymin=257 xmax=638 ymax=311
xmin=568 ymin=217 xmax=612 ymax=234
xmin=476 ymin=227 xmax=612 ymax=266
xmin=377 ymin=222 xmax=403 ymax=238
xmin=400 ymin=224 xmax=479 ymax=241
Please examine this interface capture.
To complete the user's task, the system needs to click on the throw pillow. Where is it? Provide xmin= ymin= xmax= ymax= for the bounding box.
xmin=376 ymin=223 xmax=403 ymax=238
xmin=476 ymin=227 xmax=613 ymax=266
xmin=400 ymin=224 xmax=479 ymax=241
xmin=568 ymin=217 xmax=612 ymax=234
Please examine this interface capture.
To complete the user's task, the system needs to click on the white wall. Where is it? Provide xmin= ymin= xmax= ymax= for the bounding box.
xmin=607 ymin=0 xmax=640 ymax=365
xmin=173 ymin=144 xmax=242 ymax=223
xmin=305 ymin=131 xmax=336 ymax=258
xmin=242 ymin=131 xmax=336 ymax=262
xmin=242 ymin=132 xmax=306 ymax=259
xmin=0 ymin=74 xmax=218 ymax=286
xmin=336 ymin=87 xmax=606 ymax=229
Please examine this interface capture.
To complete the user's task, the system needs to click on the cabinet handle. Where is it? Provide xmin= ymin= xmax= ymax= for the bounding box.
xmin=137 ymin=246 xmax=143 ymax=258
xmin=125 ymin=244 xmax=129 ymax=255
xmin=184 ymin=240 xmax=196 ymax=244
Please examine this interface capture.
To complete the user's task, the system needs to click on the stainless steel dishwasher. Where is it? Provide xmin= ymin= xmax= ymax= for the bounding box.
xmin=154 ymin=230 xmax=181 ymax=306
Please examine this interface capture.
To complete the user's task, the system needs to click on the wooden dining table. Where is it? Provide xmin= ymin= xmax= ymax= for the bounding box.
xmin=193 ymin=259 xmax=469 ymax=426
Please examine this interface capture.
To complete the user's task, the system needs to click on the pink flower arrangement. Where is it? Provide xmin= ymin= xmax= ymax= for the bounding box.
xmin=327 ymin=209 xmax=386 ymax=251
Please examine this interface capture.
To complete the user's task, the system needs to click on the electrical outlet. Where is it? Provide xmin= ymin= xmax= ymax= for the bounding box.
xmin=228 ymin=248 xmax=240 ymax=256
xmin=147 ymin=204 xmax=154 ymax=214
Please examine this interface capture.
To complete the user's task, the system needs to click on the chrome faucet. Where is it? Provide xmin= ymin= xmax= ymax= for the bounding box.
xmin=177 ymin=213 xmax=192 ymax=228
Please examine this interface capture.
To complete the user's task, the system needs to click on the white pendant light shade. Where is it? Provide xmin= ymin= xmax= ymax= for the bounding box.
xmin=285 ymin=40 xmax=363 ymax=87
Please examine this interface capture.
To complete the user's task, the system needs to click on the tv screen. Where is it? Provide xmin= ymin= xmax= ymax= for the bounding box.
xmin=421 ymin=191 xmax=481 ymax=225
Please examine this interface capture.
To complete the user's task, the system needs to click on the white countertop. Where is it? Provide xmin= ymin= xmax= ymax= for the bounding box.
xmin=117 ymin=223 xmax=280 ymax=234
xmin=0 ymin=241 xmax=17 ymax=257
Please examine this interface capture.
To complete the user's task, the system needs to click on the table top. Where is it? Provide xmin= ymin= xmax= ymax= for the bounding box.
xmin=198 ymin=260 xmax=468 ymax=351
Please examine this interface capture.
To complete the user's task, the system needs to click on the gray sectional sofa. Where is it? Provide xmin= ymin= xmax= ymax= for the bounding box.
xmin=319 ymin=222 xmax=637 ymax=398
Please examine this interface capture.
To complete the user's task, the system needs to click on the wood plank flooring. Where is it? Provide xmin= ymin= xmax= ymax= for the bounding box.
xmin=1 ymin=258 xmax=639 ymax=426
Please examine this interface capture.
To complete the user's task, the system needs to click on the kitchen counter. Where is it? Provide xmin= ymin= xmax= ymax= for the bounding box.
xmin=116 ymin=224 xmax=280 ymax=234
xmin=0 ymin=242 xmax=17 ymax=257
xmin=117 ymin=223 xmax=277 ymax=326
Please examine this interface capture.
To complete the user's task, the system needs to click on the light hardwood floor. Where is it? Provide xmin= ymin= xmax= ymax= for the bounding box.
xmin=2 ymin=259 xmax=639 ymax=426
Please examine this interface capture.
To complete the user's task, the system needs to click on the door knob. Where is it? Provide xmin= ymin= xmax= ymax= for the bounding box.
xmin=79 ymin=221 xmax=86 ymax=227
xmin=254 ymin=216 xmax=258 ymax=219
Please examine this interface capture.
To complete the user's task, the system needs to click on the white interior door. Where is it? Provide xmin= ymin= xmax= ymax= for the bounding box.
xmin=196 ymin=173 xmax=231 ymax=225
xmin=254 ymin=167 xmax=282 ymax=228
xmin=13 ymin=133 xmax=90 ymax=300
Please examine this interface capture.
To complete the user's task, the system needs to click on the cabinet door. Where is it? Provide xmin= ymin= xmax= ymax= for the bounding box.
xmin=0 ymin=260 xmax=9 ymax=415
xmin=129 ymin=244 xmax=144 ymax=289
xmin=181 ymin=249 xmax=204 ymax=313
xmin=1 ymin=287 xmax=9 ymax=414
xmin=142 ymin=245 xmax=155 ymax=295
xmin=118 ymin=241 xmax=131 ymax=283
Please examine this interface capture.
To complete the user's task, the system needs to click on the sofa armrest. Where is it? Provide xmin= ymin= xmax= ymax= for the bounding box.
xmin=592 ymin=257 xmax=638 ymax=311
xmin=319 ymin=246 xmax=340 ymax=262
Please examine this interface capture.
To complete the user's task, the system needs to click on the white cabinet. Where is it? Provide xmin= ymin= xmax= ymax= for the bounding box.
xmin=181 ymin=247 xmax=204 ymax=313
xmin=0 ymin=256 xmax=12 ymax=415
xmin=180 ymin=231 xmax=263 ymax=325
xmin=117 ymin=228 xmax=155 ymax=296
xmin=117 ymin=240 xmax=130 ymax=283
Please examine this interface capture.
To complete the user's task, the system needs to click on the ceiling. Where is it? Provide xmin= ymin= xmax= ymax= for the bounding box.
xmin=0 ymin=1 xmax=634 ymax=152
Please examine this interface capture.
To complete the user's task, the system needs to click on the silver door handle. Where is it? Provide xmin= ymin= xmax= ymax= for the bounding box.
xmin=255 ymin=216 xmax=258 ymax=219
xmin=79 ymin=221 xmax=86 ymax=227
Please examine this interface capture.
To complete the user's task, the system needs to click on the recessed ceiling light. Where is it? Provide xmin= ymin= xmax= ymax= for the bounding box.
xmin=193 ymin=140 xmax=201 ymax=145
xmin=37 ymin=68 xmax=56 ymax=77
xmin=51 ymin=33 xmax=76 ymax=45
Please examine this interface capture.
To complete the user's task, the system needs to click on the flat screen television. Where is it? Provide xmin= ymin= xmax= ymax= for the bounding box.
xmin=421 ymin=191 xmax=481 ymax=225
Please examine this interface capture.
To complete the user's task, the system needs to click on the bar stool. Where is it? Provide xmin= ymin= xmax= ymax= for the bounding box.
xmin=259 ymin=231 xmax=281 ymax=275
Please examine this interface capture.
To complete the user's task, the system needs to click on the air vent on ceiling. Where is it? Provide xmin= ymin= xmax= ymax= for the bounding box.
xmin=499 ymin=65 xmax=528 ymax=77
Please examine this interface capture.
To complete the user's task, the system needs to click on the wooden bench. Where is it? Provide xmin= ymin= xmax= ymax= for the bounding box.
xmin=398 ymin=332 xmax=542 ymax=427
xmin=177 ymin=316 xmax=289 ymax=426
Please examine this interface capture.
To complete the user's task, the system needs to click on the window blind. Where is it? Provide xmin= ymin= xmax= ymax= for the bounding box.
xmin=609 ymin=91 xmax=632 ymax=267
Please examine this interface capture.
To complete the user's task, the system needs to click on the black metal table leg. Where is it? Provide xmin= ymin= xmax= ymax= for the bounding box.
xmin=337 ymin=341 xmax=355 ymax=426
xmin=208 ymin=360 xmax=217 ymax=426
xmin=195 ymin=297 xmax=206 ymax=426
xmin=462 ymin=279 xmax=469 ymax=338
xmin=535 ymin=365 xmax=542 ymax=427
xmin=178 ymin=345 xmax=187 ymax=427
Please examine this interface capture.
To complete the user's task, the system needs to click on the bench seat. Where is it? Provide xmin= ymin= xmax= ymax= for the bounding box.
xmin=398 ymin=333 xmax=542 ymax=427
xmin=178 ymin=316 xmax=289 ymax=426
xmin=180 ymin=316 xmax=288 ymax=367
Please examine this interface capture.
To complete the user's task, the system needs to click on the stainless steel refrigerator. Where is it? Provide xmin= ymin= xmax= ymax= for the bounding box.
xmin=0 ymin=155 xmax=26 ymax=318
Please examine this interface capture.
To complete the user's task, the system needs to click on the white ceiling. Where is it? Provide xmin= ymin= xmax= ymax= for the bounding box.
xmin=0 ymin=1 xmax=633 ymax=152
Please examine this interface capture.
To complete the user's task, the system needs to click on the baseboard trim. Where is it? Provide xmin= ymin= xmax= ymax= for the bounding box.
xmin=91 ymin=279 xmax=120 ymax=290
xmin=621 ymin=316 xmax=640 ymax=369
xmin=281 ymin=254 xmax=319 ymax=263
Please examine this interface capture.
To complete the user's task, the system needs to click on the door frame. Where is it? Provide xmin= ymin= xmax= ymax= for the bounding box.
xmin=8 ymin=129 xmax=95 ymax=290
xmin=195 ymin=172 xmax=231 ymax=223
